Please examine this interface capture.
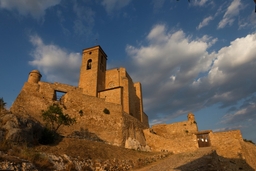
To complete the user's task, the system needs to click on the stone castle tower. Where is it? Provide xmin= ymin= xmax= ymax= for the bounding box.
xmin=78 ymin=46 xmax=107 ymax=96
xmin=28 ymin=70 xmax=42 ymax=84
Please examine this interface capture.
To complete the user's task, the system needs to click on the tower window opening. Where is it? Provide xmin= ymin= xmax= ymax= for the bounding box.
xmin=87 ymin=59 xmax=92 ymax=70
xmin=101 ymin=56 xmax=103 ymax=64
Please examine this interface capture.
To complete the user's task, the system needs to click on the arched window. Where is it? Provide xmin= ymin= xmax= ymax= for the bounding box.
xmin=87 ymin=59 xmax=92 ymax=70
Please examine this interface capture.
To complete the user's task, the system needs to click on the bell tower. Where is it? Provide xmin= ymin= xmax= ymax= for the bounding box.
xmin=78 ymin=45 xmax=107 ymax=96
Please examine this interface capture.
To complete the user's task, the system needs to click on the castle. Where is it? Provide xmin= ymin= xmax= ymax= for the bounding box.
xmin=11 ymin=45 xmax=149 ymax=147
xmin=10 ymin=46 xmax=256 ymax=169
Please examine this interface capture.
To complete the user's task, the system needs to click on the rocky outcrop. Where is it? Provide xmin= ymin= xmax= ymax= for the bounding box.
xmin=0 ymin=112 xmax=43 ymax=145
xmin=125 ymin=137 xmax=151 ymax=152
xmin=0 ymin=151 xmax=169 ymax=171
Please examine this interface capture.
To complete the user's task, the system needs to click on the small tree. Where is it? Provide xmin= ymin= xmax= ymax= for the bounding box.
xmin=41 ymin=104 xmax=76 ymax=133
xmin=0 ymin=97 xmax=6 ymax=113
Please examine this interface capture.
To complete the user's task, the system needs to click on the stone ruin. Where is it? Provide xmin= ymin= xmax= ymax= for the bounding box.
xmin=9 ymin=45 xmax=256 ymax=169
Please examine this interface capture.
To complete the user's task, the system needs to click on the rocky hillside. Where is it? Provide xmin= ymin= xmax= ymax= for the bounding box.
xmin=0 ymin=111 xmax=169 ymax=170
xmin=0 ymin=111 xmax=256 ymax=171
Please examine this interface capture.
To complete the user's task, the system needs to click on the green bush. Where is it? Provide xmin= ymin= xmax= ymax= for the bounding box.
xmin=41 ymin=104 xmax=76 ymax=132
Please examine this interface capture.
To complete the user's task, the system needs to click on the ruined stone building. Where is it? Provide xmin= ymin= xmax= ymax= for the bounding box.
xmin=10 ymin=46 xmax=256 ymax=169
xmin=11 ymin=45 xmax=149 ymax=147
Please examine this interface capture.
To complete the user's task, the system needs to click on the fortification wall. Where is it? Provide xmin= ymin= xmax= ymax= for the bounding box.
xmin=240 ymin=141 xmax=256 ymax=170
xmin=143 ymin=129 xmax=198 ymax=153
xmin=62 ymin=92 xmax=149 ymax=147
xmin=122 ymin=112 xmax=148 ymax=149
xmin=59 ymin=89 xmax=125 ymax=146
xmin=11 ymin=81 xmax=148 ymax=147
xmin=151 ymin=120 xmax=198 ymax=139
xmin=209 ymin=130 xmax=243 ymax=159
xmin=10 ymin=82 xmax=52 ymax=120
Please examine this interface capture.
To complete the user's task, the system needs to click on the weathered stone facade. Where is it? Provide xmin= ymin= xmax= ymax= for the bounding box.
xmin=143 ymin=113 xmax=199 ymax=153
xmin=10 ymin=45 xmax=149 ymax=147
xmin=144 ymin=112 xmax=253 ymax=164
xmin=78 ymin=46 xmax=148 ymax=125
xmin=9 ymin=45 xmax=255 ymax=166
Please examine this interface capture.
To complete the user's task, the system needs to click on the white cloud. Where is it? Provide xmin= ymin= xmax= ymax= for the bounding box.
xmin=0 ymin=0 xmax=61 ymax=19
xmin=72 ymin=1 xmax=95 ymax=37
xmin=101 ymin=0 xmax=131 ymax=13
xmin=191 ymin=0 xmax=208 ymax=7
xmin=126 ymin=24 xmax=256 ymax=123
xmin=29 ymin=35 xmax=81 ymax=85
xmin=197 ymin=16 xmax=213 ymax=30
xmin=126 ymin=24 xmax=213 ymax=120
xmin=218 ymin=0 xmax=242 ymax=29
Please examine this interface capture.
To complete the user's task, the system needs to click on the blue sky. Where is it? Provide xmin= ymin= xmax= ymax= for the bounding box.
xmin=1 ymin=0 xmax=256 ymax=142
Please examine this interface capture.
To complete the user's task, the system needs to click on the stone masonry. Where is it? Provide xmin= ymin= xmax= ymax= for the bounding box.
xmin=10 ymin=45 xmax=149 ymax=148
xmin=9 ymin=45 xmax=256 ymax=168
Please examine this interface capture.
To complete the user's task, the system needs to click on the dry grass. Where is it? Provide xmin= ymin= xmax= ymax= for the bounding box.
xmin=0 ymin=141 xmax=53 ymax=170
xmin=0 ymin=138 xmax=165 ymax=170
xmin=35 ymin=138 xmax=162 ymax=161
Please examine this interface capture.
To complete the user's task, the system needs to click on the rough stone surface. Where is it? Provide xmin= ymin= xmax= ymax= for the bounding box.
xmin=143 ymin=129 xmax=198 ymax=153
xmin=0 ymin=161 xmax=38 ymax=171
xmin=0 ymin=151 xmax=170 ymax=171
xmin=134 ymin=147 xmax=256 ymax=171
xmin=0 ymin=113 xmax=42 ymax=145
xmin=10 ymin=46 xmax=149 ymax=148
xmin=125 ymin=137 xmax=151 ymax=151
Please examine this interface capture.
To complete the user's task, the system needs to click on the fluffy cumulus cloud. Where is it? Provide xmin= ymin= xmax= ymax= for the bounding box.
xmin=126 ymin=24 xmax=256 ymax=125
xmin=101 ymin=0 xmax=131 ymax=13
xmin=0 ymin=0 xmax=61 ymax=19
xmin=29 ymin=35 xmax=81 ymax=85
xmin=218 ymin=0 xmax=242 ymax=29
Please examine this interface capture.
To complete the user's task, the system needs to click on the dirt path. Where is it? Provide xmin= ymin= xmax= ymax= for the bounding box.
xmin=133 ymin=147 xmax=216 ymax=171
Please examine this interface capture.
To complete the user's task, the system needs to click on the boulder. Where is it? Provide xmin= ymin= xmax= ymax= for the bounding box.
xmin=0 ymin=113 xmax=43 ymax=145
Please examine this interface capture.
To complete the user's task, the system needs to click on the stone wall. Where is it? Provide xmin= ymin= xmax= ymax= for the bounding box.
xmin=61 ymin=89 xmax=148 ymax=147
xmin=141 ymin=112 xmax=149 ymax=128
xmin=151 ymin=120 xmax=198 ymax=139
xmin=104 ymin=67 xmax=148 ymax=124
xmin=98 ymin=87 xmax=123 ymax=105
xmin=105 ymin=68 xmax=120 ymax=89
xmin=11 ymin=81 xmax=148 ymax=147
xmin=143 ymin=129 xmax=198 ymax=153
xmin=240 ymin=141 xmax=256 ymax=170
xmin=209 ymin=130 xmax=243 ymax=159
xmin=10 ymin=82 xmax=51 ymax=119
